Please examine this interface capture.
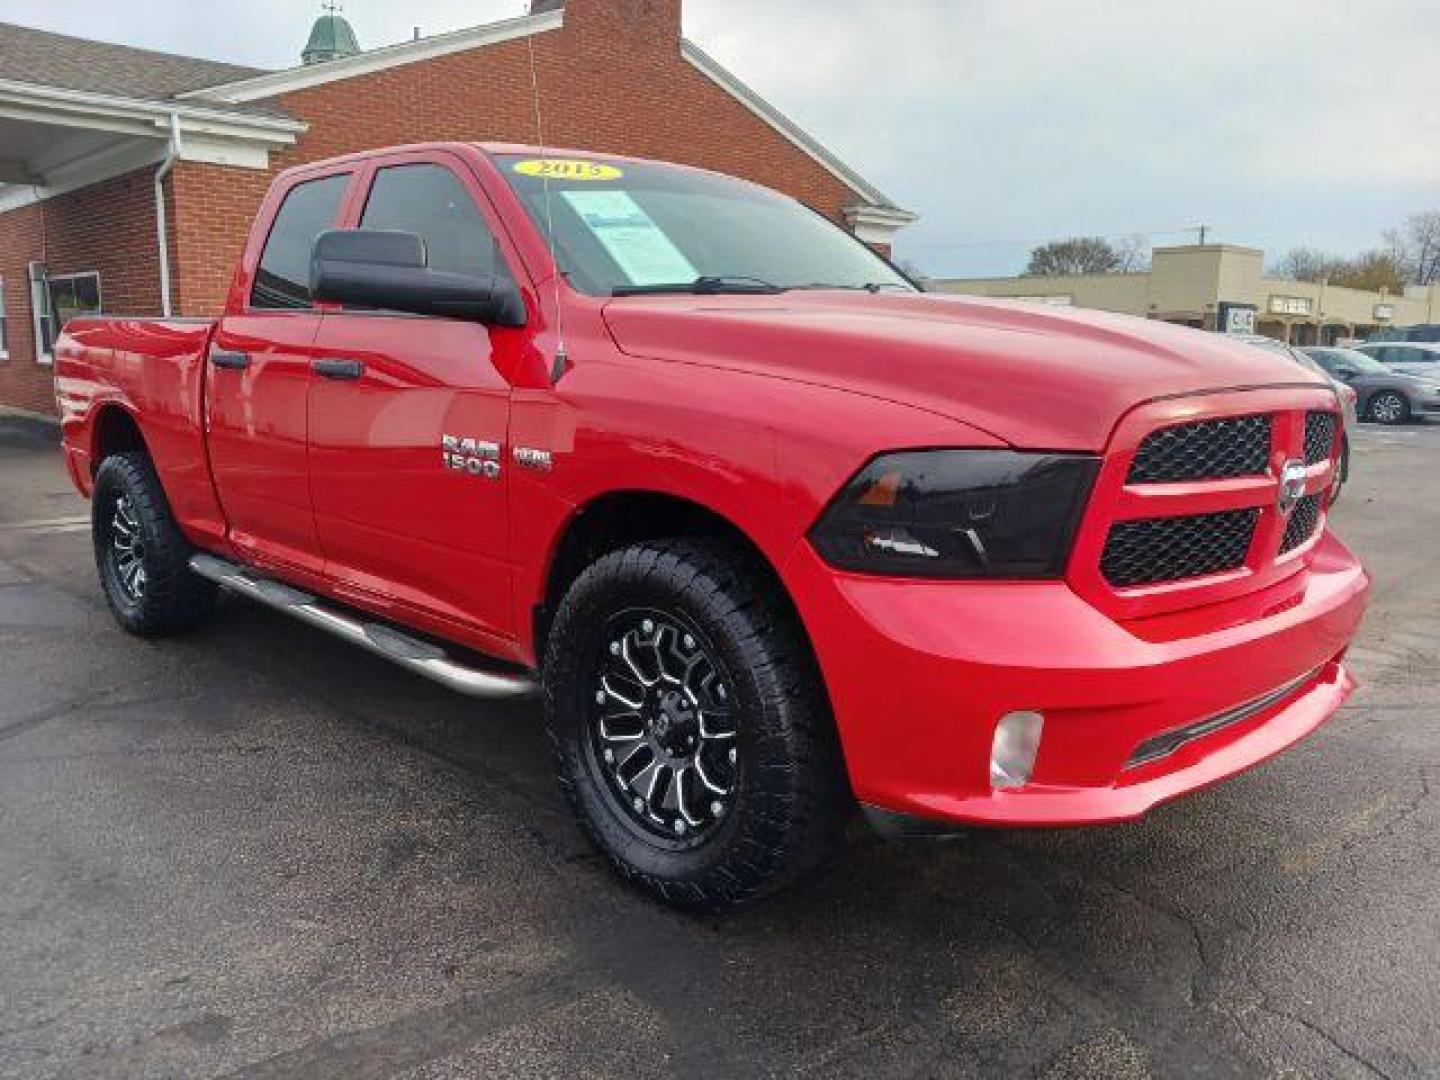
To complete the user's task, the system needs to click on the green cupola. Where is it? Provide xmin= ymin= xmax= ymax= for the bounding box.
xmin=302 ymin=4 xmax=361 ymax=65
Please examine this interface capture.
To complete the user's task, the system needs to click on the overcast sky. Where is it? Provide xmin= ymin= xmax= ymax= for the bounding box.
xmin=7 ymin=0 xmax=1437 ymax=277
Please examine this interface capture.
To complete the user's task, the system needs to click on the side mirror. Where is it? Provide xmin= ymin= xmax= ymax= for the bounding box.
xmin=1333 ymin=366 xmax=1358 ymax=381
xmin=310 ymin=229 xmax=526 ymax=327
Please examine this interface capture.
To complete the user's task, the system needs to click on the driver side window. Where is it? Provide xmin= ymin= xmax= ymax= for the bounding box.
xmin=360 ymin=163 xmax=511 ymax=283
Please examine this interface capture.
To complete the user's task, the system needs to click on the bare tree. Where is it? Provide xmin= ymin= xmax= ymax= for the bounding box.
xmin=1271 ymin=245 xmax=1407 ymax=292
xmin=1329 ymin=251 xmax=1408 ymax=293
xmin=1025 ymin=237 xmax=1121 ymax=276
xmin=1272 ymin=247 xmax=1341 ymax=282
xmin=1115 ymin=234 xmax=1151 ymax=273
xmin=1400 ymin=211 xmax=1440 ymax=285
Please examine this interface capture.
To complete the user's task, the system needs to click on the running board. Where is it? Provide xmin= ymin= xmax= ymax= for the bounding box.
xmin=188 ymin=554 xmax=538 ymax=700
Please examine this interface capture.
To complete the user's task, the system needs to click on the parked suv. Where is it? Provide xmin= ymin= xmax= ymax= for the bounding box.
xmin=54 ymin=144 xmax=1369 ymax=906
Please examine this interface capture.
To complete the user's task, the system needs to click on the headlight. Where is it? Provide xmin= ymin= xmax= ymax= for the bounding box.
xmin=809 ymin=450 xmax=1100 ymax=579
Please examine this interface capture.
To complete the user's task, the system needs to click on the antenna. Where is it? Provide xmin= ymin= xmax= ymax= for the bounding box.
xmin=526 ymin=34 xmax=569 ymax=384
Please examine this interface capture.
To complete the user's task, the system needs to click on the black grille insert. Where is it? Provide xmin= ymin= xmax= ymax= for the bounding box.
xmin=1281 ymin=492 xmax=1323 ymax=553
xmin=1101 ymin=508 xmax=1259 ymax=587
xmin=1128 ymin=414 xmax=1272 ymax=484
xmin=1304 ymin=411 xmax=1338 ymax=465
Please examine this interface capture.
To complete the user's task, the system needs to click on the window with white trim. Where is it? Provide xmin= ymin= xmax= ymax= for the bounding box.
xmin=29 ymin=266 xmax=101 ymax=363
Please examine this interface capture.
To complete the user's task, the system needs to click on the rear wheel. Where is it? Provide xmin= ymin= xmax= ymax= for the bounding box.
xmin=1368 ymin=391 xmax=1410 ymax=425
xmin=542 ymin=539 xmax=848 ymax=908
xmin=93 ymin=452 xmax=216 ymax=636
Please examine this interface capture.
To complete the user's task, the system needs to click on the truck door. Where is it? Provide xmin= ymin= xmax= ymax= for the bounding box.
xmin=306 ymin=155 xmax=520 ymax=647
xmin=206 ymin=168 xmax=355 ymax=576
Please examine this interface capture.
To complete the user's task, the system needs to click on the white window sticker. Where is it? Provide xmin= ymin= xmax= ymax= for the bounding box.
xmin=559 ymin=190 xmax=697 ymax=287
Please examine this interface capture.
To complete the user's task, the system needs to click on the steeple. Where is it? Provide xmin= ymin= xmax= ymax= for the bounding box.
xmin=302 ymin=2 xmax=361 ymax=65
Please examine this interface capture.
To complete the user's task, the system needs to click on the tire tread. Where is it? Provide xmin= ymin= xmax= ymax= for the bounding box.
xmin=93 ymin=452 xmax=216 ymax=637
xmin=542 ymin=538 xmax=848 ymax=908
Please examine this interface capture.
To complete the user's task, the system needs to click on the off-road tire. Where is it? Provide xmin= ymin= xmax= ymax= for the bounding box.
xmin=543 ymin=539 xmax=849 ymax=908
xmin=93 ymin=452 xmax=217 ymax=637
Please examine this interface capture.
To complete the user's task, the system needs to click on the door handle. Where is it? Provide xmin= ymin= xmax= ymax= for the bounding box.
xmin=210 ymin=350 xmax=251 ymax=370
xmin=313 ymin=358 xmax=366 ymax=380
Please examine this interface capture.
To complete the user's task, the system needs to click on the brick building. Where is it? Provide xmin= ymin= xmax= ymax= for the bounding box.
xmin=0 ymin=0 xmax=914 ymax=416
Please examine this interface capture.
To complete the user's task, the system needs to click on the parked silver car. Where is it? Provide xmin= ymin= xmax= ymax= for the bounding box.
xmin=1303 ymin=346 xmax=1440 ymax=425
xmin=1355 ymin=341 xmax=1440 ymax=379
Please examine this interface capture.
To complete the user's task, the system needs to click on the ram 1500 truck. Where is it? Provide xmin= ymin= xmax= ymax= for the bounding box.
xmin=56 ymin=143 xmax=1370 ymax=907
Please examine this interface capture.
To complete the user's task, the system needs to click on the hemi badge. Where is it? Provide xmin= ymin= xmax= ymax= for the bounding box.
xmin=513 ymin=446 xmax=554 ymax=472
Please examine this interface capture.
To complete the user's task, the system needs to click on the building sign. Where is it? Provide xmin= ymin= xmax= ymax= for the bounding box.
xmin=1268 ymin=295 xmax=1314 ymax=316
xmin=1218 ymin=301 xmax=1257 ymax=335
xmin=1374 ymin=303 xmax=1395 ymax=321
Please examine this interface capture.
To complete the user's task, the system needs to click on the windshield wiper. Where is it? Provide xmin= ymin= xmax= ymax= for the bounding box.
xmin=611 ymin=275 xmax=785 ymax=297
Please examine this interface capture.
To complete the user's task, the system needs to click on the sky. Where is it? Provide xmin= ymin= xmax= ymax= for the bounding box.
xmin=7 ymin=0 xmax=1438 ymax=277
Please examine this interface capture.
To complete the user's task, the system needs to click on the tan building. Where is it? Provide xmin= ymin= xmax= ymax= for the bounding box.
xmin=932 ymin=244 xmax=1440 ymax=345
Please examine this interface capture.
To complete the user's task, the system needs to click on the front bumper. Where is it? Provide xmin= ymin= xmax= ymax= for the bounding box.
xmin=784 ymin=529 xmax=1369 ymax=829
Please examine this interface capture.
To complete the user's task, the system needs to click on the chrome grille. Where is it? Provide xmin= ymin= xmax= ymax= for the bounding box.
xmin=1127 ymin=414 xmax=1271 ymax=484
xmin=1101 ymin=509 xmax=1259 ymax=588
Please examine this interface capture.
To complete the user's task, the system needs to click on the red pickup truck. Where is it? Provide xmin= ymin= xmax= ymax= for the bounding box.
xmin=56 ymin=142 xmax=1369 ymax=906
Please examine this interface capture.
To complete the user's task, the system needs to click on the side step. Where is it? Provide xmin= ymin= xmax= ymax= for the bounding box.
xmin=189 ymin=554 xmax=538 ymax=700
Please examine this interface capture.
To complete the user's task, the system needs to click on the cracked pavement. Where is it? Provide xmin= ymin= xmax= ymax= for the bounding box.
xmin=1 ymin=414 xmax=1436 ymax=1078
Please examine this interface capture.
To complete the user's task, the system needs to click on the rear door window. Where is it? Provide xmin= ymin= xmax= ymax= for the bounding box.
xmin=251 ymin=173 xmax=350 ymax=310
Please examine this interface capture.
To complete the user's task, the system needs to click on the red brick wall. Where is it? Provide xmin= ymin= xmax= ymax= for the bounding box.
xmin=172 ymin=0 xmax=867 ymax=315
xmin=0 ymin=169 xmax=168 ymax=414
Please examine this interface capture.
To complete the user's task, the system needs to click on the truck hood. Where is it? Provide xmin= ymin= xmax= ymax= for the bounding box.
xmin=601 ymin=291 xmax=1328 ymax=450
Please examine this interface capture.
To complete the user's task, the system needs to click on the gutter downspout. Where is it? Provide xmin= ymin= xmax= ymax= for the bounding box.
xmin=154 ymin=112 xmax=182 ymax=317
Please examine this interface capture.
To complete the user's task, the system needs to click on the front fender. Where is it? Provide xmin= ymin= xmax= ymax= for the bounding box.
xmin=507 ymin=355 xmax=1001 ymax=662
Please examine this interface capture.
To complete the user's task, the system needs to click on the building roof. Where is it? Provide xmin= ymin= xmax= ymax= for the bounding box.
xmin=0 ymin=21 xmax=288 ymax=118
xmin=1 ymin=11 xmax=908 ymax=218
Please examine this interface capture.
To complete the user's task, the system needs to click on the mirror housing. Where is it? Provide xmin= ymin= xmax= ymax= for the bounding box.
xmin=1333 ymin=366 xmax=1359 ymax=381
xmin=310 ymin=229 xmax=526 ymax=327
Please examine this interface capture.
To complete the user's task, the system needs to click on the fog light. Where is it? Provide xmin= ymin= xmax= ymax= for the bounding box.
xmin=990 ymin=711 xmax=1044 ymax=790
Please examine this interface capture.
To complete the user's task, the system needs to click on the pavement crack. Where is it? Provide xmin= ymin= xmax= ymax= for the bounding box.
xmin=1103 ymin=880 xmax=1218 ymax=1005
xmin=1252 ymin=996 xmax=1396 ymax=1080
xmin=219 ymin=965 xmax=595 ymax=1080
xmin=0 ymin=681 xmax=140 ymax=744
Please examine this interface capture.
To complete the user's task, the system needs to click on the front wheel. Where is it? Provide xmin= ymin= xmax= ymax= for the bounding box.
xmin=542 ymin=540 xmax=848 ymax=908
xmin=93 ymin=452 xmax=217 ymax=636
xmin=1368 ymin=391 xmax=1410 ymax=425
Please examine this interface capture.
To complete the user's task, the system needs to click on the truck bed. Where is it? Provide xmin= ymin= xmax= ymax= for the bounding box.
xmin=55 ymin=318 xmax=229 ymax=549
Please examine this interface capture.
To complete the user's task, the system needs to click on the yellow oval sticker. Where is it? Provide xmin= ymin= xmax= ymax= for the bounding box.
xmin=512 ymin=158 xmax=624 ymax=182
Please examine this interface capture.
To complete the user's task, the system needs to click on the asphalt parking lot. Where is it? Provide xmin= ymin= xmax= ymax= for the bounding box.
xmin=1 ymin=415 xmax=1436 ymax=1080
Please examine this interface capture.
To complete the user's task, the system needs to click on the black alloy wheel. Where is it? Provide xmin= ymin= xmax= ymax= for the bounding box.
xmin=586 ymin=608 xmax=740 ymax=846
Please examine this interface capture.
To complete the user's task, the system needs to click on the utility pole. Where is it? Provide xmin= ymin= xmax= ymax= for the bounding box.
xmin=1196 ymin=224 xmax=1208 ymax=245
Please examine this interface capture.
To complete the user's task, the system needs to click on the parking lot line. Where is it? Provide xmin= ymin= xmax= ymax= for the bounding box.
xmin=0 ymin=515 xmax=91 ymax=533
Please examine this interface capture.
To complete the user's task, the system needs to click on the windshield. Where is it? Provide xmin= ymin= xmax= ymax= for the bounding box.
xmin=492 ymin=153 xmax=914 ymax=297
xmin=1316 ymin=348 xmax=1388 ymax=375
